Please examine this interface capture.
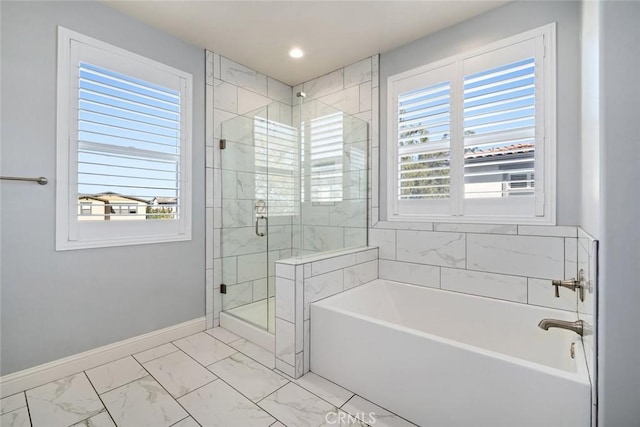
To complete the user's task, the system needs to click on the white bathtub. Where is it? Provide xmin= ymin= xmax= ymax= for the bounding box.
xmin=310 ymin=279 xmax=591 ymax=427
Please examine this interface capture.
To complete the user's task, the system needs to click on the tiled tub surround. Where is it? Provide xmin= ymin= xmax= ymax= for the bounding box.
xmin=274 ymin=247 xmax=379 ymax=379
xmin=371 ymin=224 xmax=581 ymax=312
xmin=311 ymin=279 xmax=591 ymax=427
xmin=1 ymin=327 xmax=416 ymax=427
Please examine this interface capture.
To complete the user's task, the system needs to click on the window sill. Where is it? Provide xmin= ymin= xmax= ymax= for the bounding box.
xmin=56 ymin=233 xmax=191 ymax=251
xmin=381 ymin=213 xmax=556 ymax=227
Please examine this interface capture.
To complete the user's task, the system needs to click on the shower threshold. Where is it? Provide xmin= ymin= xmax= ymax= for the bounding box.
xmin=220 ymin=297 xmax=275 ymax=352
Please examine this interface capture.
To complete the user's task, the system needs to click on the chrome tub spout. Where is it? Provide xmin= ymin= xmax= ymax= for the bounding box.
xmin=538 ymin=319 xmax=588 ymax=336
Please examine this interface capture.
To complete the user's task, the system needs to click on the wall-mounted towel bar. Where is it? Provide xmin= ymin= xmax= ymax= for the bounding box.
xmin=0 ymin=176 xmax=48 ymax=185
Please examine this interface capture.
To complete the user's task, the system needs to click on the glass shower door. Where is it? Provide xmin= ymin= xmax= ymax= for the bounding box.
xmin=220 ymin=109 xmax=270 ymax=331
xmin=220 ymin=103 xmax=296 ymax=333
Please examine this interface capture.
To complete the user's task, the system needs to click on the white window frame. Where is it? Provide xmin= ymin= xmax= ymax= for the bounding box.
xmin=56 ymin=27 xmax=193 ymax=250
xmin=386 ymin=23 xmax=556 ymax=225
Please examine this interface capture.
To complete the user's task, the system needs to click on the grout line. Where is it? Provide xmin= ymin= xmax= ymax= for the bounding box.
xmin=82 ymin=372 xmax=119 ymax=427
xmin=23 ymin=391 xmax=33 ymax=427
xmin=137 ymin=352 xmax=214 ymax=424
xmin=132 ymin=344 xmax=181 ymax=365
xmin=169 ymin=415 xmax=201 ymax=427
xmin=341 ymin=394 xmax=418 ymax=426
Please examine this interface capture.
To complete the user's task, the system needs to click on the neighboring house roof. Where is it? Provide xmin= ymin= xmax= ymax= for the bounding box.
xmin=151 ymin=197 xmax=178 ymax=205
xmin=465 ymin=143 xmax=535 ymax=160
xmin=80 ymin=192 xmax=150 ymax=204
xmin=78 ymin=195 xmax=107 ymax=203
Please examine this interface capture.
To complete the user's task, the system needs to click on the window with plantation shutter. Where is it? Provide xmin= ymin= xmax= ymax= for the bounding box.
xmin=309 ymin=112 xmax=344 ymax=202
xmin=387 ymin=24 xmax=555 ymax=224
xmin=56 ymin=27 xmax=193 ymax=250
xmin=254 ymin=117 xmax=298 ymax=216
xmin=397 ymin=81 xmax=451 ymax=201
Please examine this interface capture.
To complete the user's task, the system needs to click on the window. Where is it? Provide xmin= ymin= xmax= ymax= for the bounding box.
xmin=387 ymin=24 xmax=555 ymax=224
xmin=308 ymin=112 xmax=344 ymax=203
xmin=56 ymin=27 xmax=192 ymax=250
xmin=254 ymin=117 xmax=298 ymax=216
xmin=79 ymin=202 xmax=92 ymax=216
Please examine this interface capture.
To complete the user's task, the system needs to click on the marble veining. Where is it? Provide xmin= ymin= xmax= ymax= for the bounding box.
xmin=259 ymin=383 xmax=355 ymax=427
xmin=223 ymin=281 xmax=254 ymax=310
xmin=205 ymin=325 xmax=240 ymax=343
xmin=466 ymin=233 xmax=564 ymax=279
xmin=294 ymin=372 xmax=354 ymax=408
xmin=207 ymin=353 xmax=289 ymax=402
xmin=236 ymin=252 xmax=268 ymax=284
xmin=85 ymin=357 xmax=147 ymax=394
xmin=221 ymin=57 xmax=268 ymax=97
xmin=228 ymin=339 xmax=276 ymax=369
xmin=101 ymin=376 xmax=187 ymax=427
xmin=396 ymin=230 xmax=466 ymax=268
xmin=275 ymin=277 xmax=295 ymax=322
xmin=170 ymin=417 xmax=200 ymax=427
xmin=213 ymin=79 xmax=238 ymax=114
xmin=344 ymin=58 xmax=372 ymax=88
xmin=369 ymin=228 xmax=396 ymax=260
xmin=222 ymin=199 xmax=254 ymax=228
xmin=142 ymin=351 xmax=217 ymax=398
xmin=303 ymin=69 xmax=344 ymax=99
xmin=178 ymin=380 xmax=274 ymax=427
xmin=378 ymin=259 xmax=440 ymax=288
xmin=0 ymin=407 xmax=30 ymax=427
xmin=173 ymin=332 xmax=236 ymax=366
xmin=441 ymin=268 xmax=527 ymax=303
xmin=433 ymin=223 xmax=518 ymax=235
xmin=275 ymin=319 xmax=296 ymax=365
xmin=343 ymin=260 xmax=378 ymax=290
xmin=1 ymin=393 xmax=26 ymax=415
xmin=342 ymin=395 xmax=417 ymax=427
xmin=303 ymin=269 xmax=343 ymax=320
xmin=26 ymin=372 xmax=104 ymax=427
xmin=70 ymin=411 xmax=115 ymax=427
xmin=237 ymin=88 xmax=271 ymax=116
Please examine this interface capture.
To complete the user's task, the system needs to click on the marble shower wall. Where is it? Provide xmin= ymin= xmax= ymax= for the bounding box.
xmin=274 ymin=247 xmax=378 ymax=378
xmin=206 ymin=51 xmax=294 ymax=328
xmin=293 ymin=56 xmax=379 ymax=254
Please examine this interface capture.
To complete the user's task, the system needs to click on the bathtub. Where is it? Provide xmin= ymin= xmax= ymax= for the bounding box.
xmin=310 ymin=279 xmax=591 ymax=427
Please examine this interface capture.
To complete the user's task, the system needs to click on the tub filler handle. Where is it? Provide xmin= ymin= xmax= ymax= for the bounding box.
xmin=552 ymin=269 xmax=585 ymax=302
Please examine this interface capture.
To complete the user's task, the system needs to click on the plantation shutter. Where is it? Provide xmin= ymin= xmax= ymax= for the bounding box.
xmin=76 ymin=61 xmax=182 ymax=219
xmin=254 ymin=118 xmax=298 ymax=216
xmin=397 ymin=81 xmax=452 ymax=201
xmin=310 ymin=112 xmax=344 ymax=202
xmin=462 ymin=56 xmax=537 ymax=199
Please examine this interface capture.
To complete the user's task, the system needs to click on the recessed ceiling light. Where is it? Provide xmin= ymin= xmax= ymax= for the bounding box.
xmin=289 ymin=48 xmax=304 ymax=59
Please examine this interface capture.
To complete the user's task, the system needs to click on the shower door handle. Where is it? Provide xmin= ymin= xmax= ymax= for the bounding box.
xmin=255 ymin=215 xmax=267 ymax=237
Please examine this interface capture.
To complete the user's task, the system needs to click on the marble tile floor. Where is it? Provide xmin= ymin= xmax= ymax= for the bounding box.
xmin=1 ymin=328 xmax=416 ymax=427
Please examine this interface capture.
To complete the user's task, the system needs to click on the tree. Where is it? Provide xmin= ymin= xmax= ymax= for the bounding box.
xmin=146 ymin=206 xmax=175 ymax=220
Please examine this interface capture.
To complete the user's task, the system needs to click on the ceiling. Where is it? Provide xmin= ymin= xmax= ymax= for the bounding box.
xmin=104 ymin=1 xmax=509 ymax=86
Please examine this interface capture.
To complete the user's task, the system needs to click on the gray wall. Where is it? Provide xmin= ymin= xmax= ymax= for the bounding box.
xmin=597 ymin=1 xmax=640 ymax=424
xmin=0 ymin=1 xmax=205 ymax=375
xmin=379 ymin=1 xmax=581 ymax=225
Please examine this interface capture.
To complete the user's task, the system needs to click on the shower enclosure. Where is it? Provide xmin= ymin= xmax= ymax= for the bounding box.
xmin=219 ymin=97 xmax=368 ymax=334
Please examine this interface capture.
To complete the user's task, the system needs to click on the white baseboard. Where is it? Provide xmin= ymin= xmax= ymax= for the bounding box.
xmin=0 ymin=317 xmax=206 ymax=398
